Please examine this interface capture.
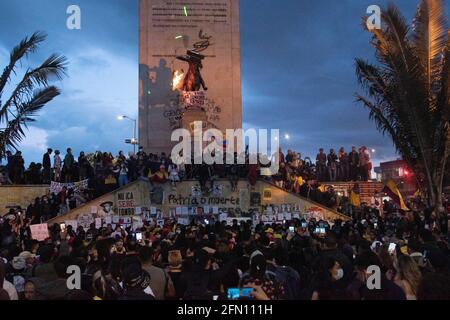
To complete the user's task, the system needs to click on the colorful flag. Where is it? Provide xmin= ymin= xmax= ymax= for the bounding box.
xmin=349 ymin=190 xmax=361 ymax=207
xmin=382 ymin=179 xmax=409 ymax=211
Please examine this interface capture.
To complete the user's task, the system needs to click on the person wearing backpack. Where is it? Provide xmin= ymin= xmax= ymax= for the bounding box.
xmin=265 ymin=245 xmax=301 ymax=300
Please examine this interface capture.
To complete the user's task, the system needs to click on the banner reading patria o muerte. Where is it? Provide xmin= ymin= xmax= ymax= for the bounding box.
xmin=49 ymin=179 xmax=89 ymax=194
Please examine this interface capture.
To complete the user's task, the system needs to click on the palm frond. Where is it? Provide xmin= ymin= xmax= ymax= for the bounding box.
xmin=0 ymin=53 xmax=67 ymax=122
xmin=0 ymin=86 xmax=60 ymax=156
xmin=413 ymin=0 xmax=448 ymax=96
xmin=0 ymin=31 xmax=46 ymax=95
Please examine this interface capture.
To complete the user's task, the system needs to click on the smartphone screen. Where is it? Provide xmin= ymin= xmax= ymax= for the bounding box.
xmin=289 ymin=226 xmax=295 ymax=233
xmin=388 ymin=243 xmax=396 ymax=254
xmin=227 ymin=288 xmax=240 ymax=300
xmin=320 ymin=228 xmax=326 ymax=234
xmin=60 ymin=223 xmax=66 ymax=233
xmin=136 ymin=233 xmax=142 ymax=241
xmin=314 ymin=227 xmax=320 ymax=234
xmin=302 ymin=222 xmax=307 ymax=228
xmin=227 ymin=288 xmax=253 ymax=300
xmin=241 ymin=288 xmax=253 ymax=298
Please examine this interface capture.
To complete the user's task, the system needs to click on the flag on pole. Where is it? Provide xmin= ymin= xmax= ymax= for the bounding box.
xmin=349 ymin=190 xmax=361 ymax=207
xmin=382 ymin=179 xmax=409 ymax=211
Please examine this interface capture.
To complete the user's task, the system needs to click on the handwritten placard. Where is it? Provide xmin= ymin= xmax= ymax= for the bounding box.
xmin=30 ymin=224 xmax=49 ymax=241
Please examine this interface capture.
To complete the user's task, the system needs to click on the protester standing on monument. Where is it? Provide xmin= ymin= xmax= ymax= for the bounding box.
xmin=42 ymin=148 xmax=53 ymax=184
xmin=53 ymin=150 xmax=62 ymax=182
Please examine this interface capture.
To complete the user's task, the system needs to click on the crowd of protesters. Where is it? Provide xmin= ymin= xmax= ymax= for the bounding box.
xmin=0 ymin=145 xmax=377 ymax=221
xmin=0 ymin=198 xmax=449 ymax=300
xmin=0 ymin=145 xmax=373 ymax=186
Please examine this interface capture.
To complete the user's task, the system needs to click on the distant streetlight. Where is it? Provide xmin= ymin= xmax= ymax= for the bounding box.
xmin=284 ymin=134 xmax=290 ymax=140
xmin=371 ymin=148 xmax=376 ymax=153
xmin=117 ymin=115 xmax=138 ymax=153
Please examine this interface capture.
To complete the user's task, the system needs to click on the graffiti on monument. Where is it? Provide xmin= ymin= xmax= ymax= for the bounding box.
xmin=192 ymin=29 xmax=214 ymax=53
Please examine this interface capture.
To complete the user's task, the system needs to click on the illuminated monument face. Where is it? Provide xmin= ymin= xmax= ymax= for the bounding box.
xmin=139 ymin=0 xmax=242 ymax=154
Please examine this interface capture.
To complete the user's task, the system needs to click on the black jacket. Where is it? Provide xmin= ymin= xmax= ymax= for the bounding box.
xmin=43 ymin=153 xmax=51 ymax=169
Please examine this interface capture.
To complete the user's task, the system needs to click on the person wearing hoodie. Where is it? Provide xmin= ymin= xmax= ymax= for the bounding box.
xmin=239 ymin=250 xmax=285 ymax=300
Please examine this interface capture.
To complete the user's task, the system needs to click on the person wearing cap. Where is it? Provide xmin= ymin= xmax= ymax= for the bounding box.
xmin=99 ymin=201 xmax=114 ymax=217
xmin=119 ymin=261 xmax=155 ymax=300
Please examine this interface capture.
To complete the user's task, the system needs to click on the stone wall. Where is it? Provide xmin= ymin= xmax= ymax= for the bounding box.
xmin=0 ymin=185 xmax=49 ymax=213
xmin=48 ymin=179 xmax=350 ymax=226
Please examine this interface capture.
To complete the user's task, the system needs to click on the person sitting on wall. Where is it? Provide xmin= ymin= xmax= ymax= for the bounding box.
xmin=149 ymin=165 xmax=168 ymax=184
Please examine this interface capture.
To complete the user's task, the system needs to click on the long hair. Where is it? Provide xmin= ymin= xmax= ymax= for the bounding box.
xmin=397 ymin=255 xmax=422 ymax=296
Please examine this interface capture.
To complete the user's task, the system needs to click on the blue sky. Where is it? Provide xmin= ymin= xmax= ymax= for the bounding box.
xmin=0 ymin=0 xmax=448 ymax=166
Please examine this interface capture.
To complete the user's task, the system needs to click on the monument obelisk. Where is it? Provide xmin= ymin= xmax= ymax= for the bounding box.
xmin=139 ymin=0 xmax=242 ymax=154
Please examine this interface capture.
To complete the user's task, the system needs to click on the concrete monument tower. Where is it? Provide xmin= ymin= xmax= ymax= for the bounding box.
xmin=139 ymin=0 xmax=242 ymax=154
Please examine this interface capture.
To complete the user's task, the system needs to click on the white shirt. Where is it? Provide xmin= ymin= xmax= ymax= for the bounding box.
xmin=3 ymin=280 xmax=18 ymax=300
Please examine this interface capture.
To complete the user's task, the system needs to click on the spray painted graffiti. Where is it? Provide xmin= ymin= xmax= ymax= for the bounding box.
xmin=204 ymin=97 xmax=222 ymax=126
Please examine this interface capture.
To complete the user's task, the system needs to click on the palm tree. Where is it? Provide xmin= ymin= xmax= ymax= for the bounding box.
xmin=356 ymin=0 xmax=449 ymax=215
xmin=0 ymin=31 xmax=67 ymax=157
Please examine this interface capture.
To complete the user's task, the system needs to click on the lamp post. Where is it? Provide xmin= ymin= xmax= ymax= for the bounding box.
xmin=117 ymin=115 xmax=137 ymax=154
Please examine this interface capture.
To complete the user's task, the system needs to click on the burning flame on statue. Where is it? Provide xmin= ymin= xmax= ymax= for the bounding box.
xmin=172 ymin=70 xmax=184 ymax=91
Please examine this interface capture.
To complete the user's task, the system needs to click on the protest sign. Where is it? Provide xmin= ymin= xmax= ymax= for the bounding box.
xmin=65 ymin=220 xmax=78 ymax=230
xmin=77 ymin=213 xmax=94 ymax=230
xmin=50 ymin=179 xmax=89 ymax=194
xmin=30 ymin=224 xmax=49 ymax=241
xmin=95 ymin=218 xmax=102 ymax=229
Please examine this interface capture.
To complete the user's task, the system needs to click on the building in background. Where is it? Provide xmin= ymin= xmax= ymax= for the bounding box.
xmin=374 ymin=159 xmax=417 ymax=196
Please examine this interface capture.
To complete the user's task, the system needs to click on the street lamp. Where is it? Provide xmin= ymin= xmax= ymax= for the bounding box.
xmin=284 ymin=134 xmax=290 ymax=140
xmin=117 ymin=115 xmax=138 ymax=153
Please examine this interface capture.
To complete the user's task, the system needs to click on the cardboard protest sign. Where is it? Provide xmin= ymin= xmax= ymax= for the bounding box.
xmin=77 ymin=213 xmax=94 ymax=230
xmin=30 ymin=224 xmax=49 ymax=241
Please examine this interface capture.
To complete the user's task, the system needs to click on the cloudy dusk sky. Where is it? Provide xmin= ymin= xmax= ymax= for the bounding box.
xmin=0 ymin=0 xmax=448 ymax=166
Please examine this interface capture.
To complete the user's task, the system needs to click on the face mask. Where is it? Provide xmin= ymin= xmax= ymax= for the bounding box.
xmin=335 ymin=268 xmax=344 ymax=280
